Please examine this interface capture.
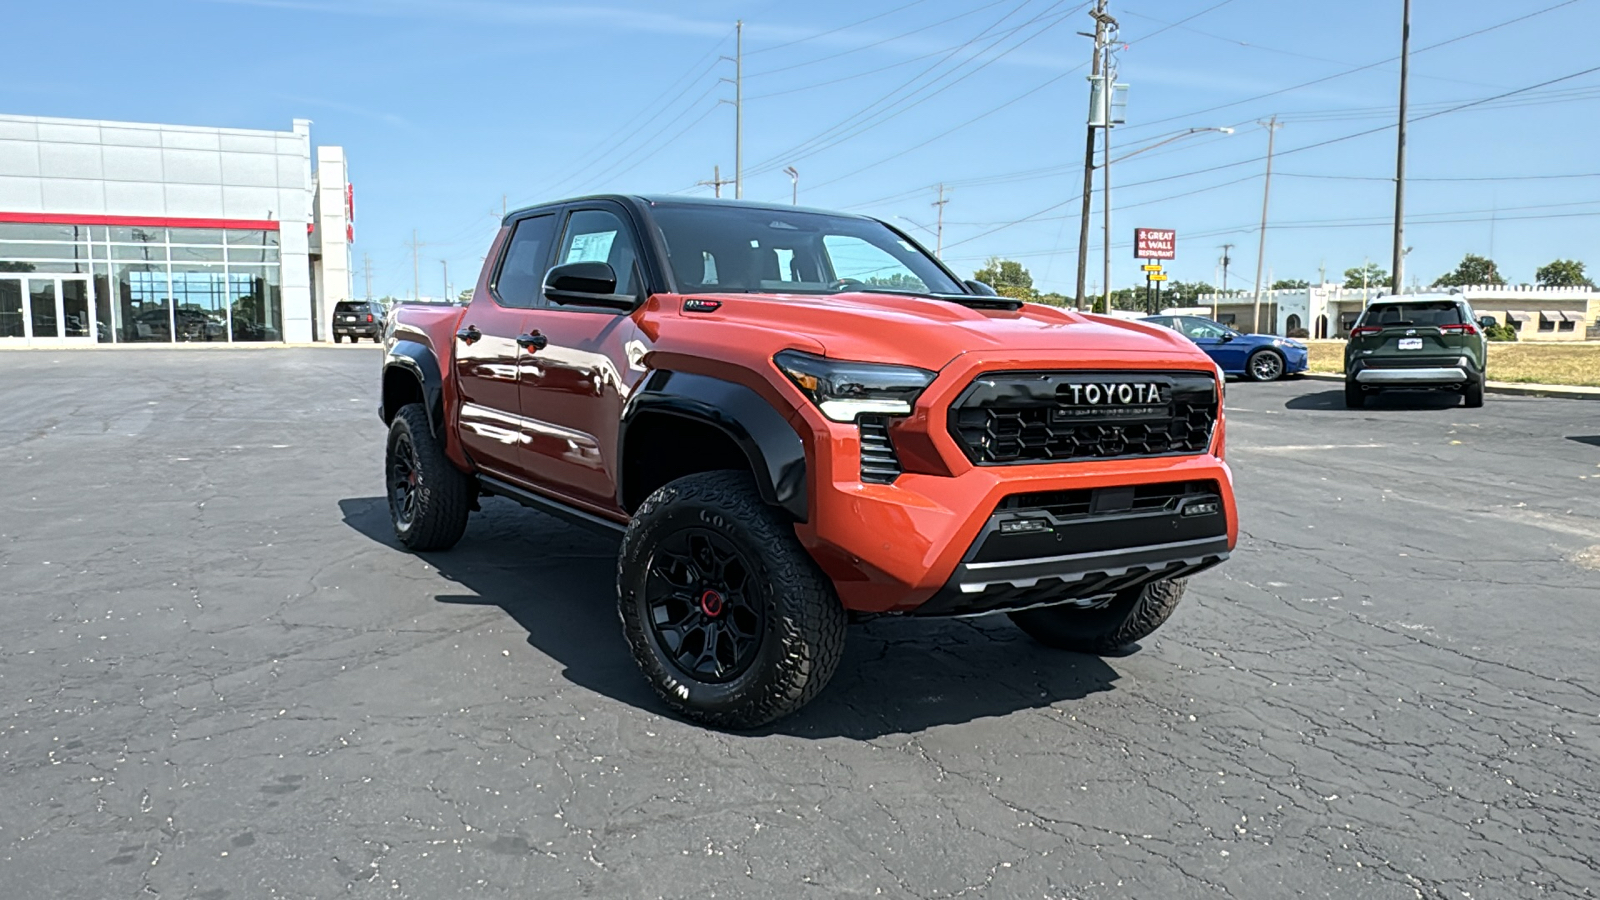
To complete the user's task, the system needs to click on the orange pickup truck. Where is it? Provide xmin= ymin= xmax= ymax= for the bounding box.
xmin=380 ymin=195 xmax=1236 ymax=727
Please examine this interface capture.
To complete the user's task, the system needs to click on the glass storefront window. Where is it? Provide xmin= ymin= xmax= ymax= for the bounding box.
xmin=229 ymin=265 xmax=281 ymax=341
xmin=171 ymin=246 xmax=226 ymax=262
xmin=93 ymin=265 xmax=114 ymax=343
xmin=0 ymin=261 xmax=91 ymax=274
xmin=170 ymin=266 xmax=230 ymax=342
xmin=110 ymin=226 xmax=166 ymax=244
xmin=0 ymin=279 xmax=22 ymax=337
xmin=168 ymin=228 xmax=226 ymax=245
xmin=0 ymin=242 xmax=94 ymax=260
xmin=113 ymin=244 xmax=169 ymax=262
xmin=115 ymin=263 xmax=171 ymax=343
xmin=0 ymin=223 xmax=81 ymax=241
xmin=224 ymin=247 xmax=279 ymax=264
xmin=226 ymin=229 xmax=280 ymax=247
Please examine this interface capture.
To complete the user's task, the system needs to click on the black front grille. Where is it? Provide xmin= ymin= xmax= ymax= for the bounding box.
xmin=950 ymin=371 xmax=1219 ymax=464
xmin=858 ymin=415 xmax=902 ymax=484
xmin=1002 ymin=480 xmax=1216 ymax=519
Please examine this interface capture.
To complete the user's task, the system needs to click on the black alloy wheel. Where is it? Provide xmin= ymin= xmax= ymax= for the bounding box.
xmin=388 ymin=429 xmax=421 ymax=531
xmin=644 ymin=528 xmax=766 ymax=684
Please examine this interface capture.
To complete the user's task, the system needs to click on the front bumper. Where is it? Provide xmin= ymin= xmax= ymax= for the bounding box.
xmin=788 ymin=349 xmax=1238 ymax=614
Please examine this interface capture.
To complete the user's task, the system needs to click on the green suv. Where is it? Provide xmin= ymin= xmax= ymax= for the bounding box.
xmin=1345 ymin=295 xmax=1490 ymax=409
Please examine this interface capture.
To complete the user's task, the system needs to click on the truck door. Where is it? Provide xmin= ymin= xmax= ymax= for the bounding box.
xmin=452 ymin=214 xmax=558 ymax=481
xmin=516 ymin=204 xmax=646 ymax=514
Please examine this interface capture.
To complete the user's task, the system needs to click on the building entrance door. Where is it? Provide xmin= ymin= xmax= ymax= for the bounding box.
xmin=0 ymin=275 xmax=96 ymax=345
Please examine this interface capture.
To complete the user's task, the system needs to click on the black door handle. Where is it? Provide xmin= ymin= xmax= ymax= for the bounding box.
xmin=455 ymin=325 xmax=481 ymax=345
xmin=517 ymin=331 xmax=548 ymax=351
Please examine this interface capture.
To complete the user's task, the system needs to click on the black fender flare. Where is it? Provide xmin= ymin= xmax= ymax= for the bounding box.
xmin=621 ymin=370 xmax=808 ymax=522
xmin=382 ymin=339 xmax=445 ymax=436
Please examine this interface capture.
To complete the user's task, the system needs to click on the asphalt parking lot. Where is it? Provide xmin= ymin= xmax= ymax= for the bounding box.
xmin=2 ymin=348 xmax=1597 ymax=899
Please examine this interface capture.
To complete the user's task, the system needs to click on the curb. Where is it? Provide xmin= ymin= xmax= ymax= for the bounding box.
xmin=1302 ymin=371 xmax=1600 ymax=401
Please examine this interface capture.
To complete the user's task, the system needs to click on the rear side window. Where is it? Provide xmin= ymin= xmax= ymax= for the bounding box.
xmin=334 ymin=301 xmax=361 ymax=314
xmin=1363 ymin=301 xmax=1463 ymax=328
xmin=493 ymin=214 xmax=558 ymax=308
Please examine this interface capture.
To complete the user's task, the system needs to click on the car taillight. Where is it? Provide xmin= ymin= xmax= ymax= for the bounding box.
xmin=366 ymin=314 xmax=374 ymax=323
xmin=1440 ymin=322 xmax=1476 ymax=335
xmin=1350 ymin=325 xmax=1382 ymax=337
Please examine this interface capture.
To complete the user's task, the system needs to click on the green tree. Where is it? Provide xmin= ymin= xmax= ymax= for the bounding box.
xmin=1343 ymin=262 xmax=1387 ymax=289
xmin=1035 ymin=292 xmax=1070 ymax=307
xmin=972 ymin=257 xmax=1037 ymax=302
xmin=1165 ymin=280 xmax=1218 ymax=303
xmin=457 ymin=288 xmax=474 ymax=304
xmin=1271 ymin=278 xmax=1309 ymax=290
xmin=1434 ymin=253 xmax=1504 ymax=287
xmin=1535 ymin=258 xmax=1590 ymax=287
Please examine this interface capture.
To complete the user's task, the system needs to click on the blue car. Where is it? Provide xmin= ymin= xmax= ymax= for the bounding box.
xmin=1141 ymin=315 xmax=1308 ymax=382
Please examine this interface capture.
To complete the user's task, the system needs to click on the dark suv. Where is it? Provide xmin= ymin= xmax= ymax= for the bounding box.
xmin=1345 ymin=295 xmax=1490 ymax=408
xmin=333 ymin=301 xmax=384 ymax=343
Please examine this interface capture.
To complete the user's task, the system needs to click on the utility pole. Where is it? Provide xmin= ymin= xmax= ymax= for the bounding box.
xmin=409 ymin=229 xmax=424 ymax=301
xmin=1251 ymin=116 xmax=1281 ymax=334
xmin=1391 ymin=0 xmax=1411 ymax=295
xmin=1219 ymin=243 xmax=1234 ymax=292
xmin=362 ymin=252 xmax=373 ymax=301
xmin=1100 ymin=29 xmax=1115 ymax=315
xmin=784 ymin=166 xmax=799 ymax=205
xmin=932 ymin=183 xmax=949 ymax=256
xmin=697 ymin=165 xmax=734 ymax=198
xmin=1074 ymin=0 xmax=1114 ymax=310
xmin=717 ymin=23 xmax=744 ymax=198
xmin=502 ymin=194 xmax=508 ymax=219
xmin=440 ymin=259 xmax=449 ymax=303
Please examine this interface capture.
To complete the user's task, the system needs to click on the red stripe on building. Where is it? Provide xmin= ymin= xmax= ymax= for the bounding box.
xmin=0 ymin=211 xmax=281 ymax=230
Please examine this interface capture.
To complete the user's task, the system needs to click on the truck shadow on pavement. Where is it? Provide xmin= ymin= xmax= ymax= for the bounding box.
xmin=340 ymin=496 xmax=1121 ymax=738
xmin=1285 ymin=389 xmax=1466 ymax=411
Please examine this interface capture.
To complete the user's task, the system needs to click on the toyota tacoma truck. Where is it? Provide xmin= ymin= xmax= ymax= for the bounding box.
xmin=379 ymin=195 xmax=1237 ymax=728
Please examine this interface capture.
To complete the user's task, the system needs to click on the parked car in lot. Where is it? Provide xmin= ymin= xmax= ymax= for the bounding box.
xmin=378 ymin=195 xmax=1238 ymax=728
xmin=333 ymin=300 xmax=384 ymax=342
xmin=1345 ymin=295 xmax=1490 ymax=408
xmin=1141 ymin=314 xmax=1307 ymax=382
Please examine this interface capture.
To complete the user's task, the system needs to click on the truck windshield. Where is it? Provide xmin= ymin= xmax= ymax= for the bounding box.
xmin=650 ymin=204 xmax=963 ymax=296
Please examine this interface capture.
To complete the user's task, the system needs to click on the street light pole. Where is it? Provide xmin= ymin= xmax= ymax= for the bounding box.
xmin=1101 ymin=31 xmax=1113 ymax=315
xmin=783 ymin=166 xmax=799 ymax=205
xmin=1251 ymin=116 xmax=1282 ymax=334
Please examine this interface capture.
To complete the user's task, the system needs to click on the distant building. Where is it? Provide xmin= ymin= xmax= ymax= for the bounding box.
xmin=1189 ymin=284 xmax=1599 ymax=341
xmin=0 ymin=113 xmax=353 ymax=345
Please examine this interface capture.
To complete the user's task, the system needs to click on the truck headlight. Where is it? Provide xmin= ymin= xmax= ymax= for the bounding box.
xmin=774 ymin=350 xmax=935 ymax=422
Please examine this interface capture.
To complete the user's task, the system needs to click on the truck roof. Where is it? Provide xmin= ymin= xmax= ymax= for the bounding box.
xmin=502 ymin=194 xmax=872 ymax=225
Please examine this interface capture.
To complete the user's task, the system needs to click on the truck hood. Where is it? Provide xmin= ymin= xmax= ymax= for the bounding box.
xmin=677 ymin=290 xmax=1210 ymax=371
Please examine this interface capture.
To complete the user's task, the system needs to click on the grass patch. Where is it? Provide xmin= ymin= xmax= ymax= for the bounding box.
xmin=1306 ymin=340 xmax=1600 ymax=387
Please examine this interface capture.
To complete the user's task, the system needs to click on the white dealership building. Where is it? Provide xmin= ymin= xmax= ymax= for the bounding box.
xmin=0 ymin=113 xmax=353 ymax=345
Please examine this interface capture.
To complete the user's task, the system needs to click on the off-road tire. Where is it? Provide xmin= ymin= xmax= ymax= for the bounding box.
xmin=618 ymin=471 xmax=846 ymax=729
xmin=333 ymin=334 xmax=343 ymax=344
xmin=1344 ymin=380 xmax=1366 ymax=409
xmin=1245 ymin=349 xmax=1285 ymax=382
xmin=386 ymin=403 xmax=472 ymax=551
xmin=1463 ymin=374 xmax=1484 ymax=408
xmin=1008 ymin=579 xmax=1188 ymax=654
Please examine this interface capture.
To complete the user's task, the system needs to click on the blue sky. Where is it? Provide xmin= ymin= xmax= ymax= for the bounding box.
xmin=6 ymin=0 xmax=1598 ymax=298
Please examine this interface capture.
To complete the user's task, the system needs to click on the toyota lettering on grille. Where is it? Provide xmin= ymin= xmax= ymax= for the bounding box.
xmin=1055 ymin=381 xmax=1168 ymax=421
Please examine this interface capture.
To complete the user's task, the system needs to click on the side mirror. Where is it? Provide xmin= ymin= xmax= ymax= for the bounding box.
xmin=543 ymin=261 xmax=636 ymax=310
xmin=1478 ymin=315 xmax=1496 ymax=330
xmin=964 ymin=279 xmax=999 ymax=297
xmin=1217 ymin=332 xmax=1235 ymax=343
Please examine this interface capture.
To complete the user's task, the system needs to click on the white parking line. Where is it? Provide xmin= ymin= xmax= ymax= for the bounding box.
xmin=1237 ymin=443 xmax=1388 ymax=452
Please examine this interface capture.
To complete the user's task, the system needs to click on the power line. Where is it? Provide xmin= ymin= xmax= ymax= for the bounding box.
xmin=1118 ymin=0 xmax=1583 ymax=136
xmin=1280 ymin=170 xmax=1600 ymax=182
xmin=745 ymin=0 xmax=936 ymax=56
xmin=745 ymin=0 xmax=1075 ymax=176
